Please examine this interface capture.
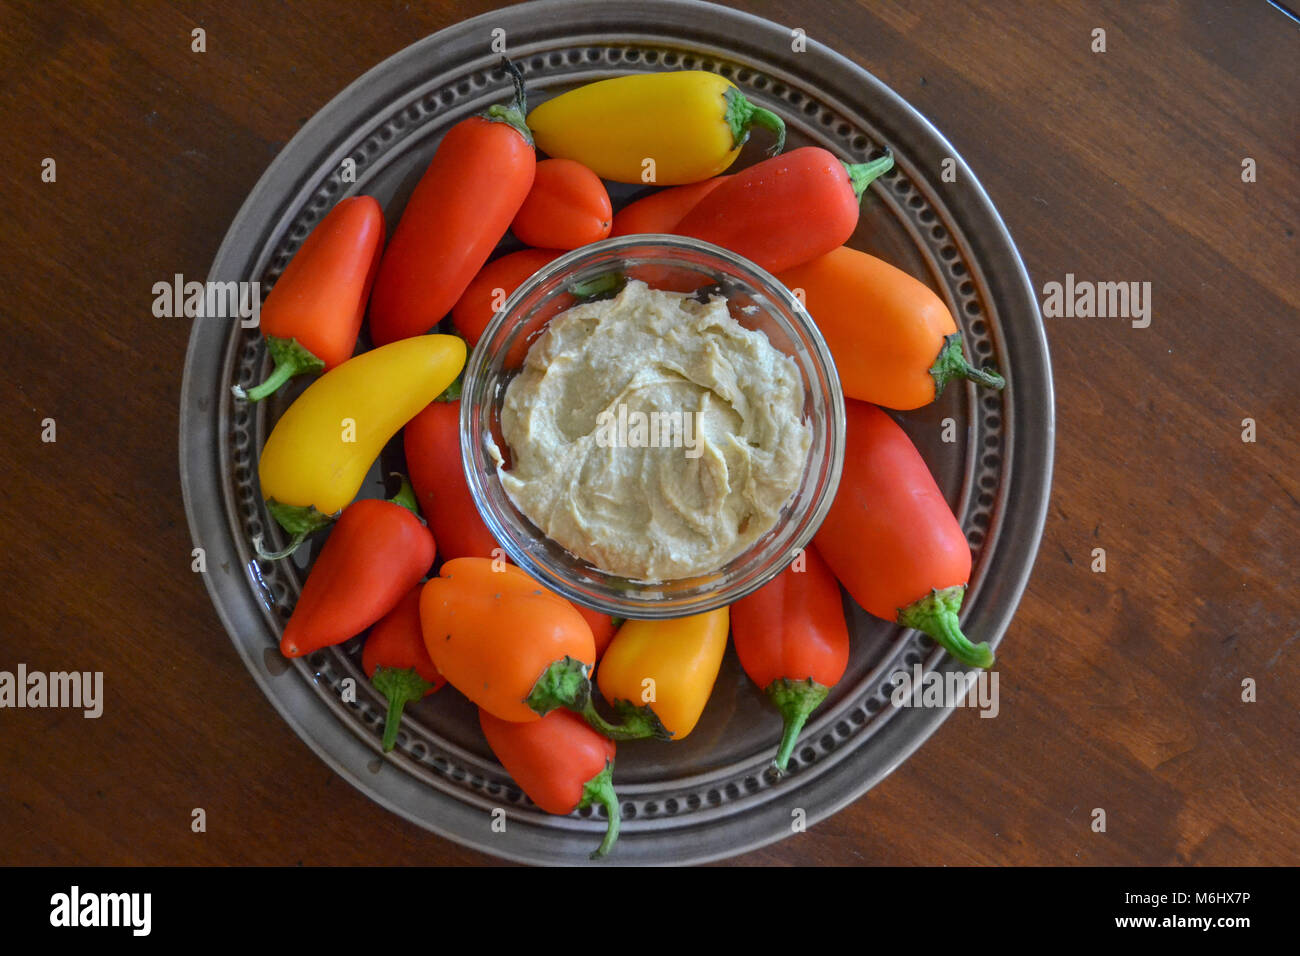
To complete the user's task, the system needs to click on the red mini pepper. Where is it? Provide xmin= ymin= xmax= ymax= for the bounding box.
xmin=479 ymin=708 xmax=621 ymax=859
xmin=450 ymin=248 xmax=563 ymax=347
xmin=235 ymin=195 xmax=385 ymax=402
xmin=813 ymin=400 xmax=993 ymax=668
xmin=673 ymin=146 xmax=894 ymax=274
xmin=280 ymin=479 xmax=435 ymax=658
xmin=731 ymin=545 xmax=850 ymax=773
xmin=738 ymin=541 xmax=847 ymax=775
xmin=362 ymin=586 xmax=445 ymax=752
xmin=403 ymin=393 xmax=500 ymax=561
xmin=610 ymin=176 xmax=728 ymax=236
xmin=368 ymin=60 xmax=536 ymax=345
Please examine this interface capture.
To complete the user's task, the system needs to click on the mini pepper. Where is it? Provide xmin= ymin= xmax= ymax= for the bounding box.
xmin=403 ymin=388 xmax=502 ymax=562
xmin=731 ymin=545 xmax=850 ymax=773
xmin=368 ymin=58 xmax=536 ymax=345
xmin=256 ymin=334 xmax=465 ymax=556
xmin=421 ymin=559 xmax=665 ymax=739
xmin=479 ymin=708 xmax=621 ymax=859
xmin=450 ymin=248 xmax=563 ymax=347
xmin=596 ymin=608 xmax=730 ymax=741
xmin=778 ymin=245 xmax=1004 ymax=409
xmin=527 ymin=71 xmax=786 ymax=185
xmin=813 ymin=400 xmax=994 ymax=669
xmin=363 ymin=585 xmax=445 ymax=752
xmin=673 ymin=145 xmax=894 ymax=274
xmin=279 ymin=478 xmax=435 ymax=660
xmin=233 ymin=195 xmax=385 ymax=402
xmin=420 ymin=559 xmax=594 ymax=723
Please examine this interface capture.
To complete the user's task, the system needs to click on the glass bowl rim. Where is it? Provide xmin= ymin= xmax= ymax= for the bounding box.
xmin=458 ymin=232 xmax=846 ymax=618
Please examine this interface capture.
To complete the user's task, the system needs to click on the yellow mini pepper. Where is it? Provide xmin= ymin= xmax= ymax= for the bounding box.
xmin=596 ymin=607 xmax=730 ymax=740
xmin=256 ymin=334 xmax=466 ymax=555
xmin=527 ymin=71 xmax=786 ymax=185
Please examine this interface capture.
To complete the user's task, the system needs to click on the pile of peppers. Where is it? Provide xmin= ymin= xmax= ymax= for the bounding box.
xmin=241 ymin=60 xmax=1006 ymax=860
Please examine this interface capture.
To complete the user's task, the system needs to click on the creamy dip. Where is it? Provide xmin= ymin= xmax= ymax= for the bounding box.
xmin=496 ymin=279 xmax=811 ymax=580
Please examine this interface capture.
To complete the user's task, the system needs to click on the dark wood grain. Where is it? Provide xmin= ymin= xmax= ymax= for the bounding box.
xmin=0 ymin=0 xmax=1295 ymax=866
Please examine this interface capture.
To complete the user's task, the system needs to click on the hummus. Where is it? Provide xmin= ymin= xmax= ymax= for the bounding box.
xmin=496 ymin=279 xmax=811 ymax=580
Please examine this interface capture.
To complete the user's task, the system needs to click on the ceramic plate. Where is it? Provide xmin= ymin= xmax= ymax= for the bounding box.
xmin=179 ymin=0 xmax=1053 ymax=865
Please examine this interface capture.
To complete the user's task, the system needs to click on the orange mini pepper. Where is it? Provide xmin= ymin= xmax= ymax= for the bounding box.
xmin=511 ymin=158 xmax=612 ymax=250
xmin=420 ymin=559 xmax=663 ymax=738
xmin=778 ymin=246 xmax=1004 ymax=410
xmin=420 ymin=558 xmax=591 ymax=723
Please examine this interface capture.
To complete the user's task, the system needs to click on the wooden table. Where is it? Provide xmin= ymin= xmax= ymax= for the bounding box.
xmin=2 ymin=0 xmax=1296 ymax=866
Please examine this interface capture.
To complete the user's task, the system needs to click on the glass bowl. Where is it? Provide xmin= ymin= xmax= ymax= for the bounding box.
xmin=460 ymin=234 xmax=844 ymax=618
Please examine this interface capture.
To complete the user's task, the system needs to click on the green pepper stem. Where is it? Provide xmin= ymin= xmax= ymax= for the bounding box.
xmin=766 ymin=677 xmax=830 ymax=774
xmin=436 ymin=374 xmax=463 ymax=403
xmin=897 ymin=586 xmax=995 ymax=669
xmin=842 ymin=148 xmax=895 ymax=201
xmin=929 ymin=332 xmax=1006 ymax=398
xmin=234 ymin=336 xmax=326 ymax=403
xmin=434 ymin=334 xmax=468 ymax=403
xmin=371 ymin=666 xmax=436 ymax=753
xmin=484 ymin=56 xmax=533 ymax=145
xmin=387 ymin=475 xmax=420 ymax=517
xmin=578 ymin=759 xmax=622 ymax=859
xmin=723 ymin=88 xmax=787 ymax=155
xmin=260 ymin=499 xmax=336 ymax=560
xmin=253 ymin=531 xmax=305 ymax=562
xmin=525 ymin=657 xmax=672 ymax=741
xmin=569 ymin=270 xmax=626 ymax=302
xmin=233 ymin=363 xmax=291 ymax=403
xmin=597 ymin=697 xmax=673 ymax=742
